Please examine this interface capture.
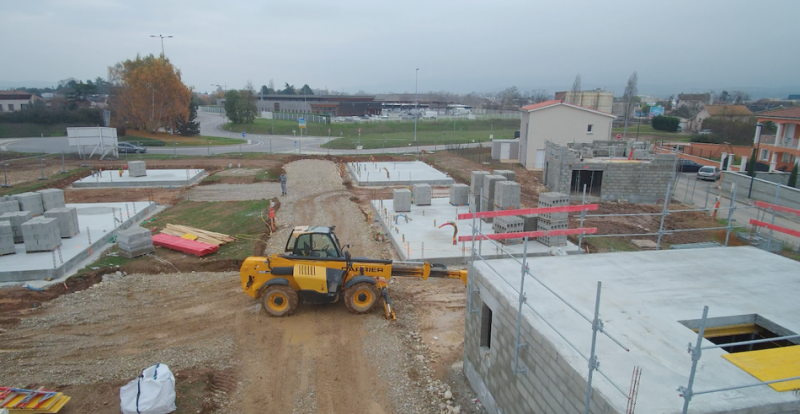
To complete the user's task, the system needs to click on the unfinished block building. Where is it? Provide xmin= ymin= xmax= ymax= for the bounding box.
xmin=464 ymin=246 xmax=800 ymax=414
xmin=543 ymin=140 xmax=677 ymax=203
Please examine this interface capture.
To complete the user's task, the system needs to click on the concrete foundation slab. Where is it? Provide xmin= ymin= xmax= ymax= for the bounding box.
xmin=466 ymin=247 xmax=800 ymax=414
xmin=0 ymin=201 xmax=158 ymax=282
xmin=346 ymin=161 xmax=453 ymax=186
xmin=371 ymin=198 xmax=579 ymax=265
xmin=72 ymin=169 xmax=206 ymax=188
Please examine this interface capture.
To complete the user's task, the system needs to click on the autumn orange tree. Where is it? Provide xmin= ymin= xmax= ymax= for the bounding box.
xmin=108 ymin=54 xmax=191 ymax=133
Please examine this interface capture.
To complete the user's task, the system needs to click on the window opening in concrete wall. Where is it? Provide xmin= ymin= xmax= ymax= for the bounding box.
xmin=571 ymin=170 xmax=602 ymax=197
xmin=480 ymin=303 xmax=493 ymax=349
xmin=680 ymin=314 xmax=799 ymax=353
xmin=587 ymin=124 xmax=593 ymax=133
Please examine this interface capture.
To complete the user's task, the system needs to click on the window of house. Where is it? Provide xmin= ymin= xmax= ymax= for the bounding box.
xmin=782 ymin=153 xmax=791 ymax=163
xmin=480 ymin=303 xmax=493 ymax=349
xmin=587 ymin=124 xmax=594 ymax=133
xmin=0 ymin=104 xmax=4 ymax=111
xmin=760 ymin=149 xmax=770 ymax=161
xmin=20 ymin=104 xmax=27 ymax=110
xmin=8 ymin=104 xmax=14 ymax=111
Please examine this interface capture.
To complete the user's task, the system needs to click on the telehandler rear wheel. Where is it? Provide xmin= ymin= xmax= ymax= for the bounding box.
xmin=344 ymin=282 xmax=379 ymax=314
xmin=261 ymin=285 xmax=298 ymax=317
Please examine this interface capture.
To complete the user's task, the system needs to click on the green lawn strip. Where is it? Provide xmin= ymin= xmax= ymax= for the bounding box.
xmin=148 ymin=200 xmax=269 ymax=260
xmin=324 ymin=130 xmax=496 ymax=149
xmin=584 ymin=237 xmax=638 ymax=252
xmin=123 ymin=135 xmax=245 ymax=147
xmin=225 ymin=118 xmax=519 ymax=138
xmin=0 ymin=123 xmax=85 ymax=138
xmin=611 ymin=125 xmax=690 ymax=139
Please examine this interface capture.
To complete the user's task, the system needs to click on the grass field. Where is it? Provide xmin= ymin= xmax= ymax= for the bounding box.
xmin=611 ymin=125 xmax=690 ymax=140
xmin=122 ymin=130 xmax=245 ymax=147
xmin=0 ymin=123 xmax=85 ymax=138
xmin=225 ymin=118 xmax=519 ymax=149
xmin=148 ymin=199 xmax=270 ymax=260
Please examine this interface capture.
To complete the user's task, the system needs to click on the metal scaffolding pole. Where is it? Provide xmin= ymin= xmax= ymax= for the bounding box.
xmin=513 ymin=238 xmax=529 ymax=376
xmin=584 ymin=281 xmax=603 ymax=414
xmin=679 ymin=306 xmax=709 ymax=414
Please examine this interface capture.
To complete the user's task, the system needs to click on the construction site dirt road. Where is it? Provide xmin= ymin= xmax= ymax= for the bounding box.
xmin=0 ymin=159 xmax=478 ymax=414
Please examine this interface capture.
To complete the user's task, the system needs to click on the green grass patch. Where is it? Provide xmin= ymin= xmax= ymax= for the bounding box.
xmin=612 ymin=125 xmax=690 ymax=139
xmin=584 ymin=237 xmax=638 ymax=252
xmin=123 ymin=134 xmax=244 ymax=147
xmin=255 ymin=168 xmax=279 ymax=181
xmin=0 ymin=123 xmax=87 ymax=138
xmin=121 ymin=136 xmax=166 ymax=146
xmin=148 ymin=200 xmax=270 ymax=260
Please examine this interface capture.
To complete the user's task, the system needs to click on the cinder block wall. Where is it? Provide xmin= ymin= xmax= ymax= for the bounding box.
xmin=464 ymin=267 xmax=618 ymax=414
xmin=600 ymin=154 xmax=675 ymax=203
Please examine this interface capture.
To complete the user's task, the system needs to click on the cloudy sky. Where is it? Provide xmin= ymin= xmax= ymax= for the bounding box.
xmin=2 ymin=0 xmax=798 ymax=97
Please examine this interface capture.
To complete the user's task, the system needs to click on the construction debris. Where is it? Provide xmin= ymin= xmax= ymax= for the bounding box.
xmin=0 ymin=387 xmax=70 ymax=413
xmin=160 ymin=224 xmax=234 ymax=246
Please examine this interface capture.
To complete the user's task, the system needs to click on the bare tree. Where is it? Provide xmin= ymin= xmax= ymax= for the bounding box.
xmin=570 ymin=74 xmax=582 ymax=104
xmin=731 ymin=90 xmax=751 ymax=104
xmin=529 ymin=89 xmax=549 ymax=104
xmin=268 ymin=79 xmax=275 ymax=92
xmin=622 ymin=71 xmax=638 ymax=140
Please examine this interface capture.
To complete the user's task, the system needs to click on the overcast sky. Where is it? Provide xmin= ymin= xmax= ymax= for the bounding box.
xmin=2 ymin=0 xmax=798 ymax=98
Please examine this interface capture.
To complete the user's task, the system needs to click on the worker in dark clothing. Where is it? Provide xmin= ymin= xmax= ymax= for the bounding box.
xmin=279 ymin=173 xmax=287 ymax=196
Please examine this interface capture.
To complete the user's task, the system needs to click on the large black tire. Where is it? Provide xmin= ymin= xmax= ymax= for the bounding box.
xmin=344 ymin=282 xmax=379 ymax=314
xmin=261 ymin=285 xmax=298 ymax=317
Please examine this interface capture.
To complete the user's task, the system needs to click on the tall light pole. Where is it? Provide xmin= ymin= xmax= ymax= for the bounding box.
xmin=150 ymin=34 xmax=173 ymax=56
xmin=414 ymin=68 xmax=419 ymax=142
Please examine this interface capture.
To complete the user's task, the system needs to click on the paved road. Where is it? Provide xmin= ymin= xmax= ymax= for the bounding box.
xmin=672 ymin=172 xmax=800 ymax=249
xmin=1 ymin=112 xmax=484 ymax=156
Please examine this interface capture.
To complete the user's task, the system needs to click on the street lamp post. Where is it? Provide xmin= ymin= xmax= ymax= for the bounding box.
xmin=150 ymin=34 xmax=173 ymax=56
xmin=414 ymin=68 xmax=419 ymax=142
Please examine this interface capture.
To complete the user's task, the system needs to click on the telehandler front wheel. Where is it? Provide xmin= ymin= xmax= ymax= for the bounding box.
xmin=344 ymin=282 xmax=379 ymax=314
xmin=261 ymin=285 xmax=298 ymax=317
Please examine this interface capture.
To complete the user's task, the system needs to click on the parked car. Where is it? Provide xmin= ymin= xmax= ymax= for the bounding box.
xmin=117 ymin=142 xmax=147 ymax=153
xmin=697 ymin=166 xmax=721 ymax=181
xmin=699 ymin=129 xmax=713 ymax=135
xmin=676 ymin=159 xmax=703 ymax=173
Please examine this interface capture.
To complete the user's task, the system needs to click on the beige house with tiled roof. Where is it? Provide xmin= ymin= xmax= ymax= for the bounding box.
xmin=0 ymin=91 xmax=36 ymax=112
xmin=687 ymin=105 xmax=753 ymax=132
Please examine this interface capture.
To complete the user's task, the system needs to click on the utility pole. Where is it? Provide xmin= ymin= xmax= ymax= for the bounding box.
xmin=414 ymin=68 xmax=419 ymax=142
xmin=150 ymin=34 xmax=173 ymax=56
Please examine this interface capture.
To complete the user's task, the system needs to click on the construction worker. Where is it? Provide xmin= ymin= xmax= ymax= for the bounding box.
xmin=279 ymin=172 xmax=287 ymax=196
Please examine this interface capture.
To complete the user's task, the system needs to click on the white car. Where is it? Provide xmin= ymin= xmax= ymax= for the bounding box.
xmin=697 ymin=166 xmax=721 ymax=181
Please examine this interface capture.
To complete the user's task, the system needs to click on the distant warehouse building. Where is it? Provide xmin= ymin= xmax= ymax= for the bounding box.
xmin=253 ymin=94 xmax=382 ymax=117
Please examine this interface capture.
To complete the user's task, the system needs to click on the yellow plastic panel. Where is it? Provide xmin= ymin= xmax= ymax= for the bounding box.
xmin=722 ymin=345 xmax=800 ymax=391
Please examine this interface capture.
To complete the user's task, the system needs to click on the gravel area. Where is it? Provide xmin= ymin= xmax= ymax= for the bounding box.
xmin=186 ymin=182 xmax=281 ymax=201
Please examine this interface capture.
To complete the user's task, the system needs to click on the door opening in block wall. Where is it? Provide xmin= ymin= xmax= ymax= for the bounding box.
xmin=571 ymin=170 xmax=603 ymax=197
xmin=480 ymin=304 xmax=493 ymax=349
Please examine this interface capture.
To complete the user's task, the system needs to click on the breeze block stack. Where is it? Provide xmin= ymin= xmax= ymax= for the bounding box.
xmin=492 ymin=216 xmax=524 ymax=245
xmin=481 ymin=175 xmax=507 ymax=223
xmin=536 ymin=192 xmax=569 ymax=247
xmin=44 ymin=207 xmax=80 ymax=238
xmin=494 ymin=181 xmax=521 ymax=211
xmin=449 ymin=184 xmax=469 ymax=206
xmin=412 ymin=184 xmax=431 ymax=206
xmin=117 ymin=226 xmax=155 ymax=259
xmin=37 ymin=188 xmax=66 ymax=211
xmin=469 ymin=171 xmax=489 ymax=213
xmin=0 ymin=200 xmax=20 ymax=214
xmin=0 ymin=222 xmax=15 ymax=256
xmin=393 ymin=188 xmax=411 ymax=213
xmin=11 ymin=192 xmax=44 ymax=216
xmin=128 ymin=161 xmax=147 ymax=177
xmin=21 ymin=217 xmax=61 ymax=253
xmin=0 ymin=211 xmax=34 ymax=243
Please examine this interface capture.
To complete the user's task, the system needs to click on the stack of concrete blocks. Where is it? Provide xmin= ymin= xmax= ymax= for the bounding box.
xmin=393 ymin=188 xmax=411 ymax=213
xmin=492 ymin=216 xmax=524 ymax=245
xmin=44 ymin=207 xmax=80 ymax=238
xmin=536 ymin=192 xmax=569 ymax=247
xmin=0 ymin=211 xmax=33 ymax=243
xmin=11 ymin=192 xmax=44 ymax=216
xmin=0 ymin=222 xmax=15 ymax=255
xmin=21 ymin=217 xmax=61 ymax=252
xmin=449 ymin=184 xmax=469 ymax=206
xmin=128 ymin=160 xmax=147 ymax=177
xmin=520 ymin=215 xmax=538 ymax=232
xmin=117 ymin=227 xmax=155 ymax=259
xmin=412 ymin=184 xmax=431 ymax=206
xmin=494 ymin=181 xmax=520 ymax=211
xmin=0 ymin=200 xmax=20 ymax=215
xmin=480 ymin=175 xmax=507 ymax=223
xmin=469 ymin=171 xmax=489 ymax=213
xmin=37 ymin=188 xmax=66 ymax=211
xmin=492 ymin=169 xmax=516 ymax=183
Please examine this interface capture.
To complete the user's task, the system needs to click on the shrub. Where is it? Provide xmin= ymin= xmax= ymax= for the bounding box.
xmin=651 ymin=115 xmax=680 ymax=132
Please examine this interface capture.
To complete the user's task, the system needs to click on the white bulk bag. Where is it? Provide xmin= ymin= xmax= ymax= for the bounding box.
xmin=120 ymin=363 xmax=177 ymax=414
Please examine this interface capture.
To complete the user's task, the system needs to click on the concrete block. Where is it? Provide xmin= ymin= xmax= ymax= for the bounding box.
xmin=118 ymin=227 xmax=155 ymax=258
xmin=481 ymin=175 xmax=507 ymax=222
xmin=0 ymin=211 xmax=34 ymax=243
xmin=536 ymin=217 xmax=568 ymax=247
xmin=393 ymin=188 xmax=411 ymax=213
xmin=37 ymin=188 xmax=66 ymax=211
xmin=0 ymin=222 xmax=14 ymax=255
xmin=520 ymin=214 xmax=538 ymax=232
xmin=44 ymin=207 xmax=80 ymax=238
xmin=538 ymin=192 xmax=569 ymax=220
xmin=21 ymin=217 xmax=61 ymax=252
xmin=492 ymin=169 xmax=516 ymax=182
xmin=492 ymin=216 xmax=524 ymax=245
xmin=127 ymin=160 xmax=147 ymax=177
xmin=412 ymin=184 xmax=431 ymax=206
xmin=449 ymin=184 xmax=469 ymax=206
xmin=11 ymin=192 xmax=44 ymax=216
xmin=469 ymin=171 xmax=490 ymax=213
xmin=494 ymin=181 xmax=521 ymax=209
xmin=0 ymin=200 xmax=20 ymax=214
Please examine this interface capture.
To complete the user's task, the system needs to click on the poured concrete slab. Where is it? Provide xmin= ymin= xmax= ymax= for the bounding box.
xmin=371 ymin=198 xmax=578 ymax=265
xmin=472 ymin=247 xmax=800 ymax=413
xmin=72 ymin=169 xmax=206 ymax=188
xmin=347 ymin=161 xmax=454 ymax=186
xmin=0 ymin=201 xmax=157 ymax=282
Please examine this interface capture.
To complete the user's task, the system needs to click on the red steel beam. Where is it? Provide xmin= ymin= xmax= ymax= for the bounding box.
xmin=457 ymin=204 xmax=599 ymax=220
xmin=753 ymin=201 xmax=800 ymax=217
xmin=457 ymin=227 xmax=597 ymax=242
xmin=749 ymin=219 xmax=800 ymax=238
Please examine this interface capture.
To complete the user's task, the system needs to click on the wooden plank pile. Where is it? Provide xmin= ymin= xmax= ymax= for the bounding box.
xmin=160 ymin=224 xmax=235 ymax=246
